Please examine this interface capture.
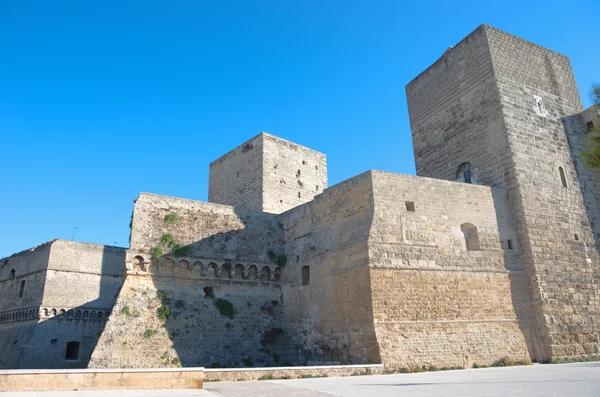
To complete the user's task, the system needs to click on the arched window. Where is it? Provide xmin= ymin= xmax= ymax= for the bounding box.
xmin=456 ymin=162 xmax=473 ymax=184
xmin=234 ymin=264 xmax=244 ymax=279
xmin=132 ymin=256 xmax=145 ymax=271
xmin=261 ymin=266 xmax=271 ymax=281
xmin=247 ymin=265 xmax=257 ymax=280
xmin=559 ymin=167 xmax=567 ymax=188
xmin=18 ymin=280 xmax=26 ymax=298
xmin=208 ymin=262 xmax=219 ymax=277
xmin=9 ymin=269 xmax=15 ymax=279
xmin=274 ymin=267 xmax=282 ymax=281
xmin=460 ymin=223 xmax=481 ymax=251
xmin=179 ymin=260 xmax=190 ymax=269
xmin=221 ymin=263 xmax=231 ymax=278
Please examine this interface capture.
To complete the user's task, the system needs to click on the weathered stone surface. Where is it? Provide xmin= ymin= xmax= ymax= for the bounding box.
xmin=1 ymin=24 xmax=599 ymax=371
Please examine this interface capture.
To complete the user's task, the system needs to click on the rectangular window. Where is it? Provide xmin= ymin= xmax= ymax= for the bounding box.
xmin=50 ymin=339 xmax=58 ymax=347
xmin=65 ymin=341 xmax=80 ymax=361
xmin=507 ymin=239 xmax=513 ymax=250
xmin=405 ymin=201 xmax=415 ymax=212
xmin=587 ymin=121 xmax=595 ymax=133
xmin=18 ymin=280 xmax=25 ymax=298
xmin=301 ymin=266 xmax=310 ymax=286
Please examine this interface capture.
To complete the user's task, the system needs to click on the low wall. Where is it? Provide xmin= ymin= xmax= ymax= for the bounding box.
xmin=204 ymin=364 xmax=383 ymax=381
xmin=0 ymin=367 xmax=204 ymax=391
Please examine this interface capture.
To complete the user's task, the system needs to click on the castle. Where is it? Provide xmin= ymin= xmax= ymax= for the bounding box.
xmin=1 ymin=24 xmax=599 ymax=370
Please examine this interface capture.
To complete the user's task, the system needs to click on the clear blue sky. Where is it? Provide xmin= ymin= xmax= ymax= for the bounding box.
xmin=1 ymin=0 xmax=598 ymax=257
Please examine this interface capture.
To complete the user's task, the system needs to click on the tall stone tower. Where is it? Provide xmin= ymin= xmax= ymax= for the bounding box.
xmin=407 ymin=24 xmax=600 ymax=360
xmin=208 ymin=132 xmax=327 ymax=214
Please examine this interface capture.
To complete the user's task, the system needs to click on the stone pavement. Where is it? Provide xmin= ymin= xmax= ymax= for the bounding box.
xmin=3 ymin=362 xmax=600 ymax=396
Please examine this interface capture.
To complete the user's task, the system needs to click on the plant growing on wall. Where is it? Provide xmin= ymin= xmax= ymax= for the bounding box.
xmin=267 ymin=250 xmax=287 ymax=268
xmin=214 ymin=298 xmax=236 ymax=319
xmin=160 ymin=233 xmax=176 ymax=247
xmin=157 ymin=305 xmax=171 ymax=321
xmin=164 ymin=212 xmax=179 ymax=225
xmin=172 ymin=244 xmax=191 ymax=256
xmin=150 ymin=246 xmax=164 ymax=258
xmin=581 ymin=84 xmax=600 ymax=170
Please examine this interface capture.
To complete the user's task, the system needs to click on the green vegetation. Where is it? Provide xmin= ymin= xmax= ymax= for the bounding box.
xmin=160 ymin=233 xmax=177 ymax=247
xmin=157 ymin=232 xmax=191 ymax=257
xmin=171 ymin=357 xmax=181 ymax=366
xmin=214 ymin=298 xmax=236 ymax=319
xmin=143 ymin=329 xmax=156 ymax=339
xmin=581 ymin=84 xmax=600 ymax=170
xmin=156 ymin=291 xmax=171 ymax=321
xmin=271 ymin=300 xmax=279 ymax=307
xmin=164 ymin=212 xmax=179 ymax=225
xmin=156 ymin=291 xmax=168 ymax=303
xmin=225 ymin=322 xmax=233 ymax=329
xmin=157 ymin=305 xmax=171 ymax=321
xmin=491 ymin=357 xmax=531 ymax=367
xmin=258 ymin=374 xmax=275 ymax=381
xmin=299 ymin=374 xmax=328 ymax=379
xmin=120 ymin=305 xmax=130 ymax=316
xmin=150 ymin=246 xmax=164 ymax=258
xmin=544 ymin=355 xmax=600 ymax=364
xmin=276 ymin=255 xmax=287 ymax=268
xmin=267 ymin=250 xmax=287 ymax=268
xmin=172 ymin=244 xmax=191 ymax=256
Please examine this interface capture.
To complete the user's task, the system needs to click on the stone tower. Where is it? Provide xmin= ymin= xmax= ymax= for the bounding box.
xmin=208 ymin=132 xmax=327 ymax=214
xmin=407 ymin=24 xmax=600 ymax=360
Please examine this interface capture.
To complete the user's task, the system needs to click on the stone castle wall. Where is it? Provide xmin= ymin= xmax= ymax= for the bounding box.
xmin=486 ymin=26 xmax=600 ymax=359
xmin=208 ymin=133 xmax=327 ymax=214
xmin=406 ymin=25 xmax=509 ymax=189
xmin=261 ymin=133 xmax=327 ymax=214
xmin=2 ymin=24 xmax=599 ymax=370
xmin=408 ymin=24 xmax=600 ymax=361
xmin=208 ymin=134 xmax=264 ymax=212
xmin=279 ymin=172 xmax=378 ymax=365
xmin=90 ymin=192 xmax=293 ymax=368
xmin=0 ymin=241 xmax=125 ymax=369
xmin=367 ymin=171 xmax=535 ymax=367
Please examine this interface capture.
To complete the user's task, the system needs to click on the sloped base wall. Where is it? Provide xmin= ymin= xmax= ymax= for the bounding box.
xmin=89 ymin=274 xmax=291 ymax=369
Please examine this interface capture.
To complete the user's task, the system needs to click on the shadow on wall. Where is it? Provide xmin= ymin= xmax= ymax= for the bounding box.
xmin=97 ymin=205 xmax=295 ymax=369
xmin=2 ymin=245 xmax=126 ymax=369
xmin=491 ymin=188 xmax=543 ymax=363
xmin=561 ymin=114 xmax=600 ymax=255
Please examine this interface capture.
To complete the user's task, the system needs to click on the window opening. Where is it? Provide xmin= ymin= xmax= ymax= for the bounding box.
xmin=203 ymin=286 xmax=214 ymax=298
xmin=461 ymin=223 xmax=481 ymax=251
xmin=9 ymin=269 xmax=15 ymax=279
xmin=405 ymin=201 xmax=415 ymax=212
xmin=301 ymin=266 xmax=310 ymax=286
xmin=587 ymin=121 xmax=595 ymax=133
xmin=574 ymin=234 xmax=579 ymax=241
xmin=65 ymin=341 xmax=80 ymax=361
xmin=507 ymin=239 xmax=513 ymax=250
xmin=50 ymin=339 xmax=58 ymax=347
xmin=18 ymin=280 xmax=25 ymax=298
xmin=559 ymin=167 xmax=567 ymax=188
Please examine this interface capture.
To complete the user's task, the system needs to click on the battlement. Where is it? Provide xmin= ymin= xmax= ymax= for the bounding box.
xmin=208 ymin=132 xmax=328 ymax=214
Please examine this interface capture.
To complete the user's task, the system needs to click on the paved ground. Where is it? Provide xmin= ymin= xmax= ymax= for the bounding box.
xmin=3 ymin=362 xmax=600 ymax=396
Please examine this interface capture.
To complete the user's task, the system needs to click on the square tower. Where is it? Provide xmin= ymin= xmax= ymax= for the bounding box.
xmin=407 ymin=24 xmax=600 ymax=361
xmin=208 ymin=132 xmax=327 ymax=214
